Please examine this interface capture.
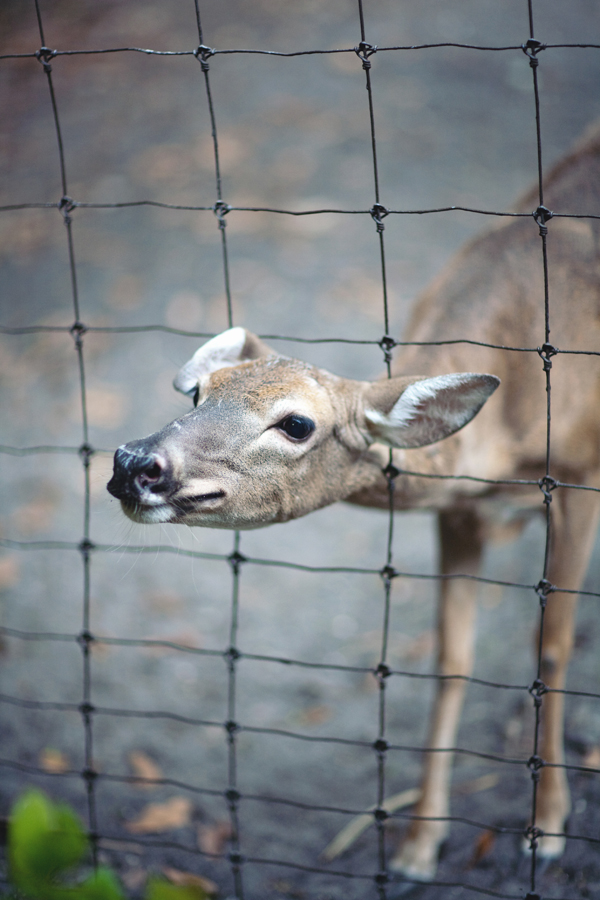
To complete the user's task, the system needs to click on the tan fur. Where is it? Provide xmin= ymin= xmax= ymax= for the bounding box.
xmin=108 ymin=125 xmax=600 ymax=879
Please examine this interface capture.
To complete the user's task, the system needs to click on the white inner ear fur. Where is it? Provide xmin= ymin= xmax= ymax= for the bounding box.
xmin=365 ymin=373 xmax=496 ymax=449
xmin=174 ymin=327 xmax=248 ymax=396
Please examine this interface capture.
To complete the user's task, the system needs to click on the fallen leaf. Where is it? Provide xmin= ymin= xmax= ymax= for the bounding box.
xmin=125 ymin=796 xmax=193 ymax=834
xmin=583 ymin=746 xmax=600 ymax=769
xmin=296 ymin=704 xmax=332 ymax=726
xmin=129 ymin=750 xmax=163 ymax=788
xmin=0 ymin=556 xmax=20 ymax=590
xmin=163 ymin=867 xmax=218 ymax=896
xmin=271 ymin=879 xmax=305 ymax=898
xmin=468 ymin=829 xmax=495 ymax=868
xmin=144 ymin=591 xmax=184 ymax=614
xmin=12 ymin=498 xmax=58 ymax=535
xmin=39 ymin=748 xmax=70 ymax=774
xmin=122 ymin=868 xmax=147 ymax=891
xmin=197 ymin=820 xmax=232 ymax=856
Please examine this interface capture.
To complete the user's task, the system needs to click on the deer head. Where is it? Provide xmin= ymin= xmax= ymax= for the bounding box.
xmin=107 ymin=327 xmax=499 ymax=529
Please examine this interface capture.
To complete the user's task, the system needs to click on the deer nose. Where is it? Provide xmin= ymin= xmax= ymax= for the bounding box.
xmin=107 ymin=447 xmax=168 ymax=499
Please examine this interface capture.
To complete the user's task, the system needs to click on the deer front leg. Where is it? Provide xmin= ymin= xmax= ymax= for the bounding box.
xmin=390 ymin=508 xmax=483 ymax=881
xmin=531 ymin=486 xmax=600 ymax=860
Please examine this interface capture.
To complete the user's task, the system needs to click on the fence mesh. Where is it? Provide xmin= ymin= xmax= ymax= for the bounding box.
xmin=1 ymin=1 xmax=600 ymax=898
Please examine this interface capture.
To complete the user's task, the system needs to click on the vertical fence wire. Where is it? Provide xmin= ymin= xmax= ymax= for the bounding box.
xmin=192 ymin=5 xmax=244 ymax=895
xmin=32 ymin=0 xmax=100 ymax=865
xmin=1 ymin=1 xmax=600 ymax=898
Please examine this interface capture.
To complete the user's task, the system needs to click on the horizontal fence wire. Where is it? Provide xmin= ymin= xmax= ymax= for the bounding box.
xmin=1 ymin=1 xmax=600 ymax=898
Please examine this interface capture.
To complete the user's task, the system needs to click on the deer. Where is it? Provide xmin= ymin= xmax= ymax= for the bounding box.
xmin=107 ymin=122 xmax=600 ymax=882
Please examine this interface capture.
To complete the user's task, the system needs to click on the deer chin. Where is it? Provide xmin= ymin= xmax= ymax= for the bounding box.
xmin=120 ymin=500 xmax=176 ymax=524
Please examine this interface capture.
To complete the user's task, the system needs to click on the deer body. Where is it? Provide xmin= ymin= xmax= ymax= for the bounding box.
xmin=108 ymin=125 xmax=600 ymax=880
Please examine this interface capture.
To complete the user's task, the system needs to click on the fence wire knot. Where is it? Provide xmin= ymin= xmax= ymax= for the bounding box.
xmin=226 ymin=645 xmax=241 ymax=663
xmin=537 ymin=342 xmax=558 ymax=371
xmin=380 ymin=565 xmax=397 ymax=585
xmin=376 ymin=663 xmax=391 ymax=680
xmin=228 ymin=851 xmax=244 ymax=866
xmin=529 ymin=678 xmax=547 ymax=708
xmin=375 ymin=870 xmax=389 ymax=885
xmin=195 ymin=44 xmax=215 ymax=72
xmin=373 ymin=806 xmax=389 ymax=823
xmin=70 ymin=321 xmax=88 ymax=350
xmin=79 ymin=701 xmax=96 ymax=716
xmin=535 ymin=579 xmax=554 ymax=610
xmin=225 ymin=788 xmax=240 ymax=804
xmin=524 ymin=825 xmax=544 ymax=850
xmin=525 ymin=894 xmax=542 ymax=900
xmin=527 ymin=755 xmax=545 ymax=783
xmin=538 ymin=476 xmax=557 ymax=506
xmin=370 ymin=203 xmax=389 ymax=233
xmin=78 ymin=443 xmax=94 ymax=465
xmin=77 ymin=630 xmax=95 ymax=649
xmin=35 ymin=46 xmax=56 ymax=73
xmin=59 ymin=195 xmax=76 ymax=225
xmin=373 ymin=738 xmax=389 ymax=753
xmin=78 ymin=539 xmax=95 ymax=556
xmin=213 ymin=200 xmax=231 ymax=230
xmin=227 ymin=550 xmax=247 ymax=575
xmin=355 ymin=41 xmax=377 ymax=69
xmin=378 ymin=333 xmax=396 ymax=365
xmin=81 ymin=766 xmax=98 ymax=783
xmin=522 ymin=38 xmax=545 ymax=67
xmin=383 ymin=462 xmax=401 ymax=481
xmin=533 ymin=205 xmax=553 ymax=237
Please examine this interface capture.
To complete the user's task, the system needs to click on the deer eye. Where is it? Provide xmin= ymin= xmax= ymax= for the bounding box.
xmin=277 ymin=415 xmax=315 ymax=441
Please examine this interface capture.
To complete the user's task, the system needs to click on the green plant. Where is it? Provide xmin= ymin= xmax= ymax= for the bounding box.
xmin=5 ymin=790 xmax=207 ymax=900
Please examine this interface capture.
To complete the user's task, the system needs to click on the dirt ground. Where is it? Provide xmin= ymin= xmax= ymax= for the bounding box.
xmin=1 ymin=1 xmax=600 ymax=898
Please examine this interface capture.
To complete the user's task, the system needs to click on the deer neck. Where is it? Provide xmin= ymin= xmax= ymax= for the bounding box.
xmin=348 ymin=435 xmax=465 ymax=512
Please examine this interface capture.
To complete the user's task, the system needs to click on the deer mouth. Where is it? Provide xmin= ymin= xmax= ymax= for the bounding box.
xmin=172 ymin=491 xmax=227 ymax=513
xmin=119 ymin=498 xmax=176 ymax=524
xmin=119 ymin=491 xmax=227 ymax=524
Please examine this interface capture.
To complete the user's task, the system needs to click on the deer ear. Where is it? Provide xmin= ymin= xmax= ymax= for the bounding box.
xmin=174 ymin=327 xmax=275 ymax=396
xmin=363 ymin=373 xmax=500 ymax=449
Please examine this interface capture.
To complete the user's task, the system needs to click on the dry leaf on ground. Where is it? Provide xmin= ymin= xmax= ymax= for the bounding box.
xmin=0 ymin=556 xmax=20 ymax=590
xmin=125 ymin=796 xmax=193 ymax=834
xmin=128 ymin=750 xmax=163 ymax=788
xmin=197 ymin=820 xmax=232 ymax=856
xmin=296 ymin=704 xmax=332 ymax=726
xmin=583 ymin=746 xmax=600 ymax=769
xmin=468 ymin=829 xmax=496 ymax=868
xmin=163 ymin=866 xmax=218 ymax=896
xmin=122 ymin=868 xmax=147 ymax=891
xmin=39 ymin=748 xmax=70 ymax=774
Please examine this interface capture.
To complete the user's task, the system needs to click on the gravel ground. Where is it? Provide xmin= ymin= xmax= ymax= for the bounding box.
xmin=1 ymin=1 xmax=600 ymax=899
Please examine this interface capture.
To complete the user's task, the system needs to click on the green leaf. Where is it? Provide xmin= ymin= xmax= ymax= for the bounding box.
xmin=146 ymin=877 xmax=207 ymax=900
xmin=8 ymin=789 xmax=88 ymax=896
xmin=78 ymin=866 xmax=126 ymax=900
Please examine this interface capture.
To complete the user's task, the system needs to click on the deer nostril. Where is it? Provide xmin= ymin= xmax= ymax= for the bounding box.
xmin=136 ymin=459 xmax=165 ymax=489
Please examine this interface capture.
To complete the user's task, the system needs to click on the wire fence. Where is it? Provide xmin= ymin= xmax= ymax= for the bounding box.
xmin=1 ymin=1 xmax=600 ymax=898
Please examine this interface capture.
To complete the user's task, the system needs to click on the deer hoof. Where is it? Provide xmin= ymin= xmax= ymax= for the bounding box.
xmin=388 ymin=838 xmax=438 ymax=883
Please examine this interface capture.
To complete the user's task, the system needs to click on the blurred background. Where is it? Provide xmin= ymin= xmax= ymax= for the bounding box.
xmin=1 ymin=1 xmax=600 ymax=898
